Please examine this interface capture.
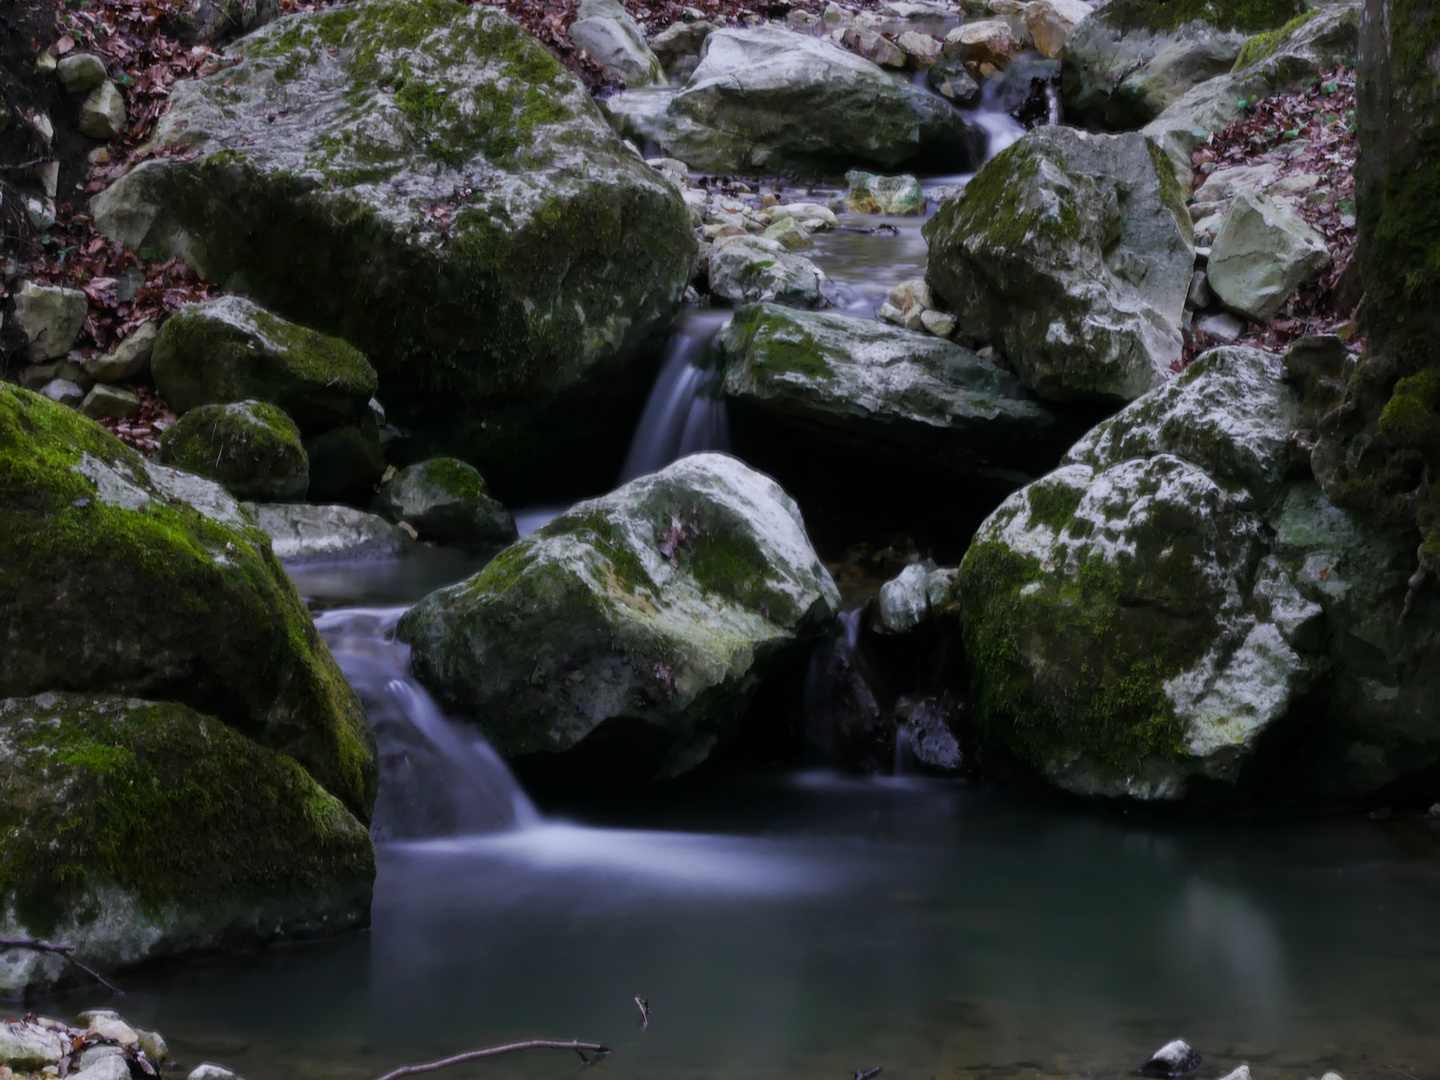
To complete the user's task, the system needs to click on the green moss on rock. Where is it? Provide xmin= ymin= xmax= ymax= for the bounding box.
xmin=1232 ymin=8 xmax=1322 ymax=69
xmin=1102 ymin=0 xmax=1306 ymax=35
xmin=0 ymin=386 xmax=376 ymax=820
xmin=160 ymin=400 xmax=309 ymax=502
xmin=0 ymin=694 xmax=374 ymax=941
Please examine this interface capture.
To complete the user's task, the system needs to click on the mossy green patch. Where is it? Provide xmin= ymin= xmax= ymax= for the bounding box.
xmin=0 ymin=386 xmax=376 ymax=820
xmin=419 ymin=457 xmax=489 ymax=499
xmin=1025 ymin=479 xmax=1084 ymax=531
xmin=0 ymin=694 xmax=373 ymax=939
xmin=724 ymin=304 xmax=836 ymax=383
xmin=1232 ymin=8 xmax=1321 ymax=70
xmin=160 ymin=400 xmax=308 ymax=501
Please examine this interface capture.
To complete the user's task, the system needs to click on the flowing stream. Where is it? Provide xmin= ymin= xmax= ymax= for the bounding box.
xmin=57 ymin=69 xmax=1440 ymax=1080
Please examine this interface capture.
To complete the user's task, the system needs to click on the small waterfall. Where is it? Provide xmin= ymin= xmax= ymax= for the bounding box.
xmin=620 ymin=309 xmax=733 ymax=482
xmin=316 ymin=606 xmax=539 ymax=841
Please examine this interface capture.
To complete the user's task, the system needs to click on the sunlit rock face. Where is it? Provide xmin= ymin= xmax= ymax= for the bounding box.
xmin=91 ymin=0 xmax=695 ymax=492
xmin=399 ymin=453 xmax=840 ymax=783
xmin=959 ymin=343 xmax=1440 ymax=801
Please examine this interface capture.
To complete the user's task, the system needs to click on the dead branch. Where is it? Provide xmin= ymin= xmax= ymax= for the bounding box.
xmin=374 ymin=1040 xmax=610 ymax=1080
xmin=0 ymin=935 xmax=123 ymax=994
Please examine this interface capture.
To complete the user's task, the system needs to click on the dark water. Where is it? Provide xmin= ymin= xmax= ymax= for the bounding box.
xmin=57 ymin=550 xmax=1440 ymax=1080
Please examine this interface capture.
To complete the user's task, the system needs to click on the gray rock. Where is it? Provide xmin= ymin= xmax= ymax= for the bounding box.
xmin=0 ymin=693 xmax=372 ymax=1000
xmin=41 ymin=377 xmax=87 ymax=407
xmin=137 ymin=1030 xmax=171 ymax=1065
xmin=959 ymin=346 xmax=1320 ymax=800
xmin=242 ymin=501 xmax=414 ymax=562
xmin=152 ymin=297 xmax=376 ymax=430
xmin=895 ymin=696 xmax=964 ymax=773
xmin=57 ymin=52 xmax=107 ymax=92
xmin=942 ymin=19 xmax=1022 ymax=66
xmin=1142 ymin=2 xmax=1360 ymax=188
xmin=166 ymin=0 xmax=281 ymax=46
xmin=372 ymin=459 xmax=518 ymax=545
xmin=1197 ymin=311 xmax=1246 ymax=340
xmin=1024 ymin=0 xmax=1093 ymax=58
xmin=601 ymin=86 xmax=679 ymax=146
xmin=842 ymin=26 xmax=906 ymax=67
xmin=76 ymin=1045 xmax=126 ymax=1072
xmin=1139 ymin=1039 xmax=1201 ymax=1077
xmin=843 ymin=170 xmax=925 ymax=215
xmin=0 ymin=1022 xmax=65 ymax=1069
xmin=924 ymin=126 xmax=1193 ymax=403
xmin=12 ymin=280 xmax=87 ymax=361
xmin=85 ymin=320 xmax=158 ymax=382
xmin=81 ymin=384 xmax=141 ymax=418
xmin=650 ymin=20 xmax=714 ymax=79
xmin=190 ymin=1065 xmax=246 ymax=1080
xmin=160 ymin=400 xmax=310 ymax=502
xmin=0 ymin=384 xmax=376 ymax=820
xmin=927 ymin=57 xmax=981 ymax=106
xmin=709 ymin=236 xmax=832 ymax=307
xmin=660 ymin=26 xmax=987 ymax=174
xmin=570 ymin=0 xmax=667 ymax=86
xmin=88 ymin=0 xmax=694 ymax=483
xmin=67 ymin=1053 xmax=133 ymax=1080
xmin=1208 ymin=191 xmax=1330 ymax=321
xmin=870 ymin=561 xmax=935 ymax=635
xmin=79 ymin=81 xmax=126 ymax=139
xmin=398 ymin=452 xmax=840 ymax=782
xmin=718 ymin=303 xmax=1067 ymax=484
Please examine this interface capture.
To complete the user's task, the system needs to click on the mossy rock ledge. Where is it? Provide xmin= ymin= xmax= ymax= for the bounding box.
xmin=718 ymin=303 xmax=1071 ymax=486
xmin=397 ymin=452 xmax=840 ymax=783
xmin=1061 ymin=0 xmax=1309 ymax=128
xmin=0 ymin=693 xmax=374 ymax=998
xmin=0 ymin=385 xmax=377 ymax=819
xmin=923 ymin=126 xmax=1193 ymax=405
xmin=372 ymin=458 xmax=518 ymax=545
xmin=959 ymin=343 xmax=1440 ymax=801
xmin=90 ymin=0 xmax=695 ymax=492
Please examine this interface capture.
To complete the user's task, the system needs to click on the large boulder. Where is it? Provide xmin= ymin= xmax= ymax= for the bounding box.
xmin=398 ymin=453 xmax=840 ymax=781
xmin=923 ymin=126 xmax=1193 ymax=403
xmin=90 ymin=0 xmax=695 ymax=492
xmin=958 ymin=346 xmax=1317 ymax=800
xmin=372 ymin=458 xmax=518 ymax=544
xmin=1142 ymin=1 xmax=1360 ymax=187
xmin=1061 ymin=0 xmax=1307 ymax=128
xmin=718 ymin=303 xmax=1070 ymax=484
xmin=0 ymin=385 xmax=376 ymax=818
xmin=568 ymin=0 xmax=666 ymax=86
xmin=159 ymin=399 xmax=310 ymax=502
xmin=151 ymin=298 xmax=377 ymax=432
xmin=0 ymin=693 xmax=373 ymax=998
xmin=655 ymin=26 xmax=988 ymax=174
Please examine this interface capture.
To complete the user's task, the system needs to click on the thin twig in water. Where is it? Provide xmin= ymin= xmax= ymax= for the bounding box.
xmin=374 ymin=1041 xmax=610 ymax=1080
xmin=853 ymin=1068 xmax=882 ymax=1080
xmin=0 ymin=935 xmax=123 ymax=994
xmin=1386 ymin=1066 xmax=1425 ymax=1080
xmin=633 ymin=997 xmax=651 ymax=1028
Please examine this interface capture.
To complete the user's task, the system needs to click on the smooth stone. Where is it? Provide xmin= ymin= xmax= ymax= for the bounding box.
xmin=371 ymin=459 xmax=518 ymax=545
xmin=0 ymin=1022 xmax=66 ymax=1069
xmin=13 ymin=280 xmax=87 ymax=361
xmin=243 ymin=501 xmax=414 ymax=562
xmin=844 ymin=169 xmax=925 ymax=215
xmin=1139 ymin=1039 xmax=1202 ymax=1077
xmin=80 ymin=384 xmax=141 ymax=418
xmin=569 ymin=0 xmax=667 ymax=86
xmin=708 ymin=235 xmax=832 ymax=308
xmin=1208 ymin=190 xmax=1330 ymax=321
xmin=40 ymin=377 xmax=86 ymax=408
xmin=57 ymin=52 xmax=107 ymax=92
xmin=85 ymin=321 xmax=158 ymax=382
xmin=79 ymin=81 xmax=126 ymax=139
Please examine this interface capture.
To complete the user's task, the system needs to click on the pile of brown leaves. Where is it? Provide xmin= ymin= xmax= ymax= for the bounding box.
xmin=94 ymin=384 xmax=177 ymax=453
xmin=1185 ymin=66 xmax=1362 ymax=360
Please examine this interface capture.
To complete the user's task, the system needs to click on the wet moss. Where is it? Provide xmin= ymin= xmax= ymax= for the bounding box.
xmin=0 ymin=386 xmax=376 ymax=820
xmin=543 ymin=510 xmax=658 ymax=595
xmin=0 ymin=694 xmax=373 ymax=939
xmin=1025 ymin=479 xmax=1084 ymax=531
xmin=724 ymin=305 xmax=835 ymax=384
xmin=419 ymin=457 xmax=489 ymax=499
xmin=159 ymin=400 xmax=309 ymax=500
xmin=959 ymin=537 xmax=1192 ymax=779
xmin=1232 ymin=8 xmax=1321 ymax=70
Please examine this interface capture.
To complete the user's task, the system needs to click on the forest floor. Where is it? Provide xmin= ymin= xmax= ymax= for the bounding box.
xmin=2 ymin=0 xmax=1360 ymax=453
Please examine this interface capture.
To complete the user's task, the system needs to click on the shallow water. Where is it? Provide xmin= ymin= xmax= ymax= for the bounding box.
xmin=56 ymin=554 xmax=1440 ymax=1080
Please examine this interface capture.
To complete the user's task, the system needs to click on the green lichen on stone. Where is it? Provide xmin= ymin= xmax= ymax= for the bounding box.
xmin=419 ymin=457 xmax=489 ymax=499
xmin=160 ymin=400 xmax=308 ymax=501
xmin=929 ymin=145 xmax=1084 ymax=257
xmin=722 ymin=304 xmax=834 ymax=383
xmin=0 ymin=386 xmax=376 ymax=819
xmin=539 ymin=510 xmax=658 ymax=595
xmin=1101 ymin=0 xmax=1305 ymax=34
xmin=959 ymin=537 xmax=1192 ymax=780
xmin=1025 ymin=479 xmax=1083 ymax=531
xmin=1232 ymin=8 xmax=1321 ymax=70
xmin=0 ymin=694 xmax=374 ymax=939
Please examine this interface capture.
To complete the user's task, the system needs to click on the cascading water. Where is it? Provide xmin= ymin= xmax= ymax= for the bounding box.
xmin=620 ymin=308 xmax=734 ymax=482
xmin=315 ymin=605 xmax=539 ymax=841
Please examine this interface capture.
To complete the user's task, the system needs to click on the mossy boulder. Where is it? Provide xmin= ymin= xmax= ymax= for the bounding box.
xmin=372 ymin=458 xmax=517 ymax=544
xmin=304 ymin=418 xmax=388 ymax=507
xmin=0 ymin=693 xmax=373 ymax=997
xmin=718 ymin=303 xmax=1070 ymax=485
xmin=159 ymin=399 xmax=309 ymax=501
xmin=1061 ymin=0 xmax=1307 ymax=128
xmin=924 ymin=126 xmax=1193 ymax=404
xmin=0 ymin=385 xmax=376 ymax=819
xmin=1141 ymin=1 xmax=1360 ymax=187
xmin=959 ymin=346 xmax=1322 ymax=800
xmin=152 ymin=298 xmax=377 ymax=432
xmin=90 ymin=0 xmax=694 ymax=494
xmin=656 ymin=26 xmax=988 ymax=175
xmin=397 ymin=452 xmax=840 ymax=782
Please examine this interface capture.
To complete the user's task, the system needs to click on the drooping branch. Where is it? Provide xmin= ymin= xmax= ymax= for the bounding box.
xmin=0 ymin=935 xmax=123 ymax=995
xmin=374 ymin=1040 xmax=610 ymax=1080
